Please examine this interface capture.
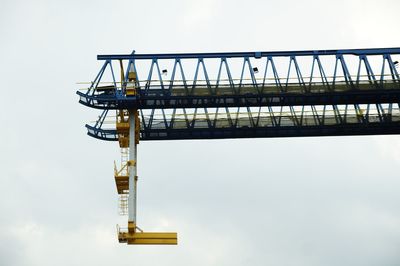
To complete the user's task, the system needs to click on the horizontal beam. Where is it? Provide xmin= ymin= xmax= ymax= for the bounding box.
xmin=86 ymin=122 xmax=400 ymax=141
xmin=97 ymin=47 xmax=400 ymax=60
xmin=119 ymin=232 xmax=178 ymax=245
xmin=136 ymin=90 xmax=400 ymax=109
xmin=141 ymin=123 xmax=400 ymax=141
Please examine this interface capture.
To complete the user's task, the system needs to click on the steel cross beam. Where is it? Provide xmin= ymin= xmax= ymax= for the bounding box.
xmin=97 ymin=47 xmax=400 ymax=60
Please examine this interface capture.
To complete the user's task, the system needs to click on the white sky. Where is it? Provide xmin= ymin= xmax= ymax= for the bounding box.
xmin=1 ymin=0 xmax=400 ymax=265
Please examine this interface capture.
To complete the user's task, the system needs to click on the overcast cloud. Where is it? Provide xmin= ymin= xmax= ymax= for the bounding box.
xmin=1 ymin=0 xmax=400 ymax=265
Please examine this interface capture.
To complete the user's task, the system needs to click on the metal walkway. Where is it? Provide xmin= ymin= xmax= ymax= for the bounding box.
xmin=78 ymin=48 xmax=400 ymax=111
xmin=86 ymin=103 xmax=400 ymax=141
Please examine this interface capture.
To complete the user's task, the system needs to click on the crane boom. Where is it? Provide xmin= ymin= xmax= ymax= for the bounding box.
xmin=77 ymin=47 xmax=400 ymax=245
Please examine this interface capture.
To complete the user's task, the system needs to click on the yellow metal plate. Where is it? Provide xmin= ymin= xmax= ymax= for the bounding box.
xmin=119 ymin=232 xmax=178 ymax=245
xmin=133 ymin=232 xmax=177 ymax=239
xmin=116 ymin=122 xmax=130 ymax=132
xmin=127 ymin=238 xmax=177 ymax=245
xmin=126 ymin=88 xmax=136 ymax=96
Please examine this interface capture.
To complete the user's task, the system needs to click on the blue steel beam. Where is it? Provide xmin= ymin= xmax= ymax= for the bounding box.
xmin=97 ymin=48 xmax=400 ymax=60
xmin=87 ymin=122 xmax=400 ymax=141
xmin=139 ymin=123 xmax=400 ymax=141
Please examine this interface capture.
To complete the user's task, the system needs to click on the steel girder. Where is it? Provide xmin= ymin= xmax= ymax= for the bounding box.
xmin=78 ymin=47 xmax=400 ymax=141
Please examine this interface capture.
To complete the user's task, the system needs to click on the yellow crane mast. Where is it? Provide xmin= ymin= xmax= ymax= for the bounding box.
xmin=113 ymin=64 xmax=177 ymax=245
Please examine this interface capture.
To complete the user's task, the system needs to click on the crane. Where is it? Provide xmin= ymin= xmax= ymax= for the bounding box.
xmin=77 ymin=47 xmax=400 ymax=245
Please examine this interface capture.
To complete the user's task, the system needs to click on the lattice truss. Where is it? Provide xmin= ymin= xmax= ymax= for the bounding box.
xmin=78 ymin=48 xmax=400 ymax=141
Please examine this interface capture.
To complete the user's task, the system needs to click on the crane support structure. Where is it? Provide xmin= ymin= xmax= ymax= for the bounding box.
xmin=77 ymin=47 xmax=400 ymax=245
